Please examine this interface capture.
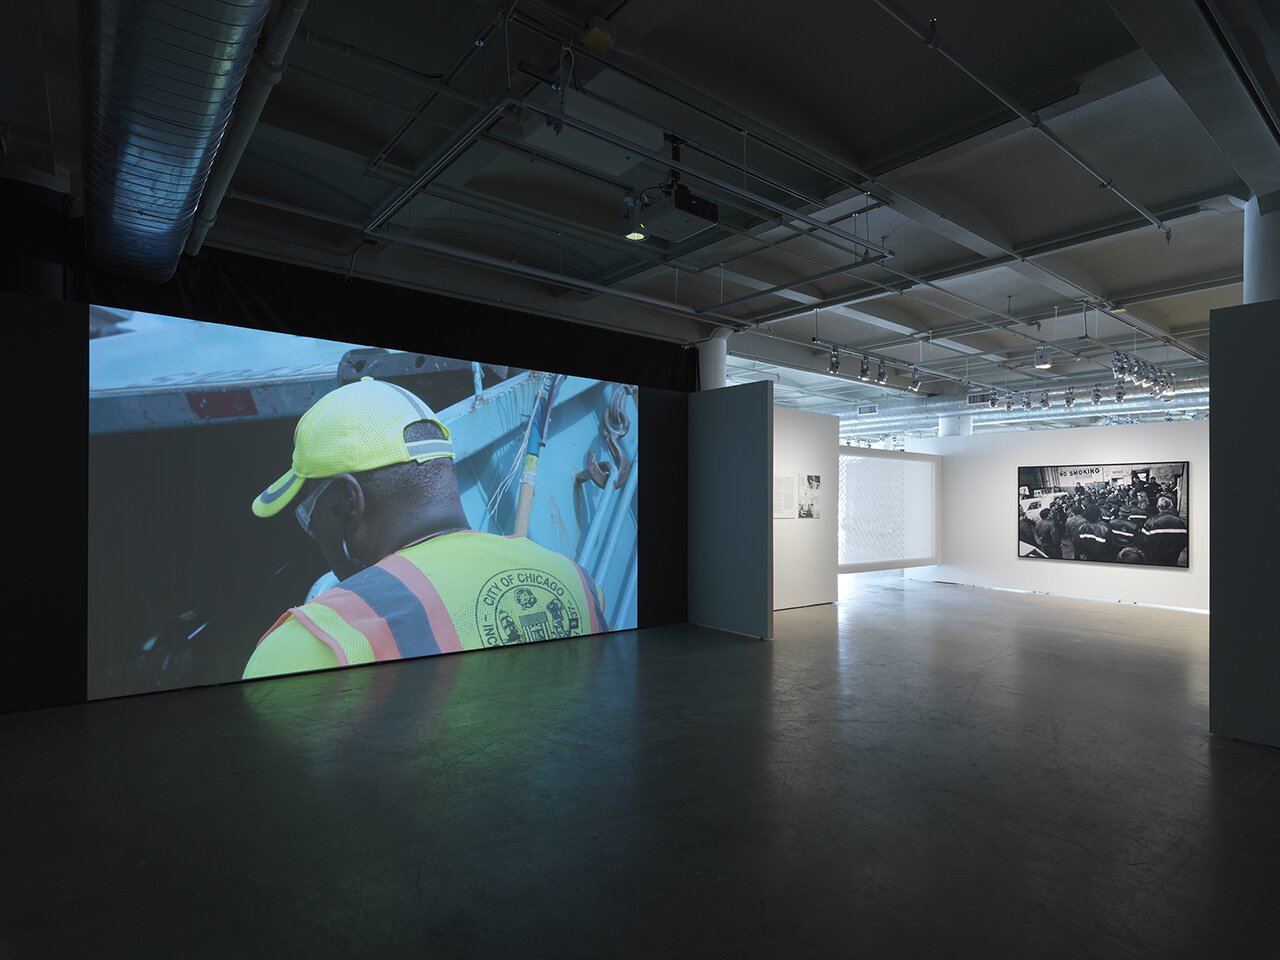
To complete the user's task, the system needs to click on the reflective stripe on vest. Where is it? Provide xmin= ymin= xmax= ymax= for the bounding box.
xmin=290 ymin=597 xmax=377 ymax=666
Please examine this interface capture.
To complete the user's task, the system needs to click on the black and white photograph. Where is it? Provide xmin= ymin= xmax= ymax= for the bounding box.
xmin=1017 ymin=461 xmax=1189 ymax=566
xmin=798 ymin=473 xmax=822 ymax=519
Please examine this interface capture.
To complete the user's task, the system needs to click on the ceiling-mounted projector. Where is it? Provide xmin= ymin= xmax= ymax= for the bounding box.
xmin=639 ymin=184 xmax=719 ymax=242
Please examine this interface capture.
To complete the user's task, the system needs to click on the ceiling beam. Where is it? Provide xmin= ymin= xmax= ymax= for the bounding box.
xmin=1107 ymin=0 xmax=1280 ymax=199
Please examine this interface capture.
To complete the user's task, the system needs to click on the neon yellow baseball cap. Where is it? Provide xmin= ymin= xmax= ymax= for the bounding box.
xmin=252 ymin=377 xmax=454 ymax=518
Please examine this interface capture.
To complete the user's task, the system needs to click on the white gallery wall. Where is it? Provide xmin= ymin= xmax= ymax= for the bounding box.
xmin=906 ymin=420 xmax=1208 ymax=610
xmin=773 ymin=406 xmax=839 ymax=610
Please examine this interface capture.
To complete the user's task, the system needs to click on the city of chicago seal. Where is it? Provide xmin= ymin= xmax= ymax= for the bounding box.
xmin=474 ymin=568 xmax=582 ymax=646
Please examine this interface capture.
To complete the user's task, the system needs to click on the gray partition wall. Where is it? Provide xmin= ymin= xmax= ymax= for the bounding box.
xmin=689 ymin=380 xmax=773 ymax=638
xmin=1210 ymin=299 xmax=1279 ymax=748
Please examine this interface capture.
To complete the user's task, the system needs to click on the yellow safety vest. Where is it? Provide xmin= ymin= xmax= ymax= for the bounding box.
xmin=257 ymin=531 xmax=607 ymax=667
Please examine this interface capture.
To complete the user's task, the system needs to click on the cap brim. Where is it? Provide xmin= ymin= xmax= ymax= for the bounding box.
xmin=252 ymin=469 xmax=304 ymax=518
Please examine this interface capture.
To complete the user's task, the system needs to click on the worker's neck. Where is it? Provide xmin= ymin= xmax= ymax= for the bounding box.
xmin=385 ymin=500 xmax=471 ymax=555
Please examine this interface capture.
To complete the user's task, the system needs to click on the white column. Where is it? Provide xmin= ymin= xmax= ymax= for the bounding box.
xmin=697 ymin=329 xmax=731 ymax=390
xmin=937 ymin=414 xmax=973 ymax=437
xmin=1244 ymin=193 xmax=1280 ymax=304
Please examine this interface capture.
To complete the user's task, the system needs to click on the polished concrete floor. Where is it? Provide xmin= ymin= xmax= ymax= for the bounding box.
xmin=3 ymin=578 xmax=1277 ymax=959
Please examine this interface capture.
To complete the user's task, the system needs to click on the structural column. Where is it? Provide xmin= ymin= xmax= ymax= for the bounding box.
xmin=697 ymin=329 xmax=731 ymax=390
xmin=1243 ymin=193 xmax=1280 ymax=304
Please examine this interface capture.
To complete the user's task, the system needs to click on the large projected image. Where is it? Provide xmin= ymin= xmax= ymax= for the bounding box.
xmin=1017 ymin=461 xmax=1188 ymax=567
xmin=88 ymin=308 xmax=638 ymax=699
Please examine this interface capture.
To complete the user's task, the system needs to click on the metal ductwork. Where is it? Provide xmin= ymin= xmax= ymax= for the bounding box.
xmin=81 ymin=0 xmax=272 ymax=282
xmin=835 ymin=378 xmax=1210 ymax=424
xmin=837 ymin=378 xmax=1211 ymax=433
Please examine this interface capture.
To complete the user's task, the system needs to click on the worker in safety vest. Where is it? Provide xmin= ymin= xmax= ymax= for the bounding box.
xmin=1140 ymin=496 xmax=1189 ymax=566
xmin=243 ymin=378 xmax=607 ymax=679
xmin=1106 ymin=506 xmax=1140 ymax=557
xmin=1071 ymin=504 xmax=1112 ymax=562
xmin=1125 ymin=493 xmax=1149 ymax=528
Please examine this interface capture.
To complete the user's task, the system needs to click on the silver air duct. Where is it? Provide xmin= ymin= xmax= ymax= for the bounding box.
xmin=838 ymin=378 xmax=1210 ymax=433
xmin=81 ymin=0 xmax=272 ymax=282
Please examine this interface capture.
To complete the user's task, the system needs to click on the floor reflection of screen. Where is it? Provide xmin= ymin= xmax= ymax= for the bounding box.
xmin=88 ymin=307 xmax=638 ymax=699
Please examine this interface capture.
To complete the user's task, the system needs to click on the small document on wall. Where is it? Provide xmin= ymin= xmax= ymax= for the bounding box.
xmin=773 ymin=473 xmax=797 ymax=519
xmin=797 ymin=473 xmax=822 ymax=519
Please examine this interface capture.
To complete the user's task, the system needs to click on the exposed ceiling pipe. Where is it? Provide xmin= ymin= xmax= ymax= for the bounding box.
xmin=221 ymin=189 xmax=745 ymax=330
xmin=81 ymin=0 xmax=273 ymax=281
xmin=185 ymin=0 xmax=310 ymax=256
xmin=970 ymin=397 xmax=1208 ymax=426
xmin=367 ymin=14 xmax=505 ymax=171
xmin=840 ymin=396 xmax=1211 ymax=435
xmin=834 ymin=378 xmax=1210 ymax=429
xmin=365 ymin=97 xmax=513 ymax=233
xmin=870 ymin=0 xmax=1171 ymax=240
xmin=297 ymin=27 xmax=486 ymax=108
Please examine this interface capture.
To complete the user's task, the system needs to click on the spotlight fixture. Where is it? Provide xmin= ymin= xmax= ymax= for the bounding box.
xmin=1115 ymin=382 xmax=1126 ymax=403
xmin=876 ymin=359 xmax=887 ymax=384
xmin=1105 ymin=353 xmax=1172 ymax=399
xmin=1091 ymin=384 xmax=1102 ymax=405
xmin=1039 ymin=390 xmax=1050 ymax=409
xmin=828 ymin=348 xmax=840 ymax=374
xmin=1004 ymin=393 xmax=1014 ymax=411
xmin=859 ymin=356 xmax=870 ymax=380
xmin=622 ymin=194 xmax=645 ymax=241
xmin=909 ymin=366 xmax=921 ymax=392
xmin=1034 ymin=346 xmax=1052 ymax=369
xmin=987 ymin=392 xmax=997 ymax=408
xmin=1022 ymin=392 xmax=1032 ymax=411
xmin=1064 ymin=387 xmax=1074 ymax=408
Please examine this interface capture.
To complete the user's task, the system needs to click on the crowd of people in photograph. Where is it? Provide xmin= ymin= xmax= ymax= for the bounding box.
xmin=1018 ymin=473 xmax=1188 ymax=566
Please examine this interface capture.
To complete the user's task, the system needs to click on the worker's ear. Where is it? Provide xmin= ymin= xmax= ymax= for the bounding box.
xmin=331 ymin=473 xmax=365 ymax=527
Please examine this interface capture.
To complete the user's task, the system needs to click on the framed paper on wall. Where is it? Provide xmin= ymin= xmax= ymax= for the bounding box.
xmin=773 ymin=473 xmax=797 ymax=519
xmin=797 ymin=473 xmax=821 ymax=519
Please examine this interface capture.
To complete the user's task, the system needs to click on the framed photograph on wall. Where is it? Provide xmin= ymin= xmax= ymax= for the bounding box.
xmin=1017 ymin=461 xmax=1189 ymax=567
